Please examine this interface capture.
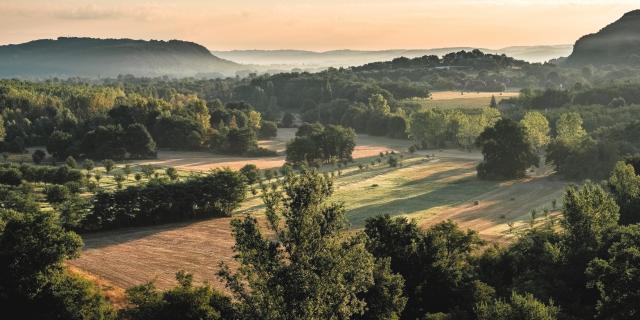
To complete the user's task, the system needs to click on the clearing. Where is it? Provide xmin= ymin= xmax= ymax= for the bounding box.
xmin=404 ymin=91 xmax=519 ymax=109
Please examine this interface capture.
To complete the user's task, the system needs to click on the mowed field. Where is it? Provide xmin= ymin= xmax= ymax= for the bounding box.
xmin=404 ymin=91 xmax=519 ymax=109
xmin=69 ymin=133 xmax=568 ymax=296
xmin=130 ymin=128 xmax=409 ymax=171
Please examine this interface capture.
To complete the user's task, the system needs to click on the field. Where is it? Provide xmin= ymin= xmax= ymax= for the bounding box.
xmin=128 ymin=128 xmax=406 ymax=171
xmin=404 ymin=91 xmax=520 ymax=109
xmin=69 ymin=132 xmax=568 ymax=295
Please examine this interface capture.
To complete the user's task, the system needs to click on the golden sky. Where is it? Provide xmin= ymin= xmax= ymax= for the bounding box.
xmin=0 ymin=0 xmax=637 ymax=50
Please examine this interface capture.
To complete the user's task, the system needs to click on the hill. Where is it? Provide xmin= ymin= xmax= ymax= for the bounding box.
xmin=0 ymin=37 xmax=241 ymax=78
xmin=567 ymin=10 xmax=640 ymax=66
xmin=212 ymin=45 xmax=571 ymax=70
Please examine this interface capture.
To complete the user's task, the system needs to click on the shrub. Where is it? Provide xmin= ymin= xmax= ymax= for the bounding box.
xmin=45 ymin=184 xmax=71 ymax=204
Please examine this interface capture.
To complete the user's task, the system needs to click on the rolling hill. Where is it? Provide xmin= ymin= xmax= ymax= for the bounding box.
xmin=212 ymin=45 xmax=572 ymax=70
xmin=0 ymin=37 xmax=241 ymax=78
xmin=567 ymin=10 xmax=640 ymax=66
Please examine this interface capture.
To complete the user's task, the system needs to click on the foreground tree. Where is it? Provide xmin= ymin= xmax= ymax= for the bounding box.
xmin=0 ymin=210 xmax=114 ymax=319
xmin=475 ymin=292 xmax=559 ymax=320
xmin=218 ymin=170 xmax=405 ymax=320
xmin=121 ymin=271 xmax=234 ymax=320
xmin=608 ymin=161 xmax=640 ymax=225
xmin=587 ymin=225 xmax=640 ymax=320
xmin=476 ymin=119 xmax=538 ymax=180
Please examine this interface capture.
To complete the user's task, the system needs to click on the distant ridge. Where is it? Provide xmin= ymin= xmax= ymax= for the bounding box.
xmin=212 ymin=45 xmax=572 ymax=69
xmin=567 ymin=10 xmax=640 ymax=66
xmin=0 ymin=37 xmax=241 ymax=78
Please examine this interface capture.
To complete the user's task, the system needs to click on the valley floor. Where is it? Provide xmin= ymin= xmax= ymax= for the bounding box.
xmin=69 ymin=136 xmax=568 ymax=295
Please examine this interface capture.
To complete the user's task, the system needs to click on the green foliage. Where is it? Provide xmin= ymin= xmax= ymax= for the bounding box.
xmin=587 ymin=225 xmax=640 ymax=320
xmin=286 ymin=123 xmax=356 ymax=164
xmin=281 ymin=112 xmax=295 ymax=128
xmin=520 ymin=111 xmax=550 ymax=152
xmin=258 ymin=120 xmax=278 ymax=138
xmin=364 ymin=215 xmax=483 ymax=318
xmin=239 ymin=164 xmax=260 ymax=184
xmin=608 ymin=161 xmax=640 ymax=225
xmin=45 ymin=184 xmax=71 ymax=204
xmin=555 ymin=112 xmax=587 ymax=145
xmin=476 ymin=119 xmax=538 ymax=180
xmin=121 ymin=271 xmax=232 ymax=320
xmin=86 ymin=169 xmax=246 ymax=231
xmin=218 ymin=170 xmax=401 ymax=320
xmin=475 ymin=292 xmax=559 ymax=320
xmin=65 ymin=156 xmax=77 ymax=168
xmin=0 ymin=210 xmax=114 ymax=319
xmin=32 ymin=149 xmax=46 ymax=164
xmin=103 ymin=159 xmax=115 ymax=173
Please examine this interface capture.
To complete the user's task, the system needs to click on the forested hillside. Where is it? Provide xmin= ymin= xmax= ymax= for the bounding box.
xmin=0 ymin=37 xmax=240 ymax=78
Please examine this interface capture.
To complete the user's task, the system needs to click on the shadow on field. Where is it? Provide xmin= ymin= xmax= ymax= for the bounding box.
xmin=79 ymin=217 xmax=233 ymax=251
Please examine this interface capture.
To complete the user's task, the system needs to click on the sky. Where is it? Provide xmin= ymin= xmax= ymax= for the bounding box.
xmin=0 ymin=0 xmax=638 ymax=51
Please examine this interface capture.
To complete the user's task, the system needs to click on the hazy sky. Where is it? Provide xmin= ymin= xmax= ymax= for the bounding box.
xmin=0 ymin=0 xmax=637 ymax=51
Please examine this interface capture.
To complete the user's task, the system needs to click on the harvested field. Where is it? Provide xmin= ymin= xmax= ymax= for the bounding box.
xmin=71 ymin=147 xmax=569 ymax=292
xmin=404 ymin=91 xmax=519 ymax=109
xmin=131 ymin=128 xmax=408 ymax=172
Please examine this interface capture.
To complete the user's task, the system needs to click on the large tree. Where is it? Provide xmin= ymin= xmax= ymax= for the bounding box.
xmin=520 ymin=111 xmax=551 ymax=153
xmin=555 ymin=112 xmax=587 ymax=145
xmin=476 ymin=119 xmax=538 ymax=180
xmin=218 ymin=170 xmax=405 ymax=320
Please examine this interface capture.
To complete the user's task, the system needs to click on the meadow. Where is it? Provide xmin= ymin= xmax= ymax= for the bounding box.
xmin=68 ymin=130 xmax=568 ymax=297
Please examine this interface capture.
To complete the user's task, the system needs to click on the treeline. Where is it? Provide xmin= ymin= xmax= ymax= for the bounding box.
xmin=82 ymin=169 xmax=246 ymax=231
xmin=0 ymin=162 xmax=84 ymax=186
xmin=0 ymin=80 xmax=277 ymax=159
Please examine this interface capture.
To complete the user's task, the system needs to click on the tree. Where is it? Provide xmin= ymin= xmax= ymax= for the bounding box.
xmin=226 ymin=127 xmax=257 ymax=155
xmin=0 ymin=210 xmax=113 ymax=319
xmin=103 ymin=159 xmax=115 ymax=173
xmin=124 ymin=123 xmax=157 ymax=159
xmin=218 ymin=170 xmax=401 ymax=319
xmin=259 ymin=120 xmax=278 ymax=139
xmin=82 ymin=159 xmax=95 ymax=171
xmin=281 ymin=113 xmax=295 ymax=128
xmin=369 ymin=94 xmax=390 ymax=115
xmin=165 ymin=167 xmax=179 ymax=181
xmin=121 ymin=271 xmax=233 ymax=320
xmin=365 ymin=216 xmax=483 ymax=318
xmin=0 ymin=114 xmax=5 ymax=141
xmin=45 ymin=185 xmax=70 ymax=204
xmin=556 ymin=112 xmax=586 ymax=145
xmin=32 ymin=149 xmax=46 ymax=164
xmin=490 ymin=95 xmax=498 ymax=108
xmin=608 ymin=161 xmax=640 ymax=225
xmin=475 ymin=292 xmax=559 ymax=320
xmin=240 ymin=164 xmax=260 ymax=184
xmin=46 ymin=130 xmax=73 ymax=160
xmin=520 ymin=111 xmax=550 ymax=152
xmin=65 ymin=156 xmax=77 ymax=168
xmin=562 ymin=183 xmax=620 ymax=259
xmin=587 ymin=225 xmax=640 ymax=320
xmin=476 ymin=119 xmax=538 ymax=180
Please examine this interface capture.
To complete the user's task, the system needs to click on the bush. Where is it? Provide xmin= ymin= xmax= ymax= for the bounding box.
xmin=0 ymin=168 xmax=23 ymax=186
xmin=32 ymin=150 xmax=46 ymax=164
xmin=258 ymin=120 xmax=278 ymax=139
xmin=244 ymin=147 xmax=278 ymax=157
xmin=45 ymin=184 xmax=70 ymax=204
xmin=65 ymin=156 xmax=77 ymax=168
xmin=240 ymin=164 xmax=260 ymax=184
